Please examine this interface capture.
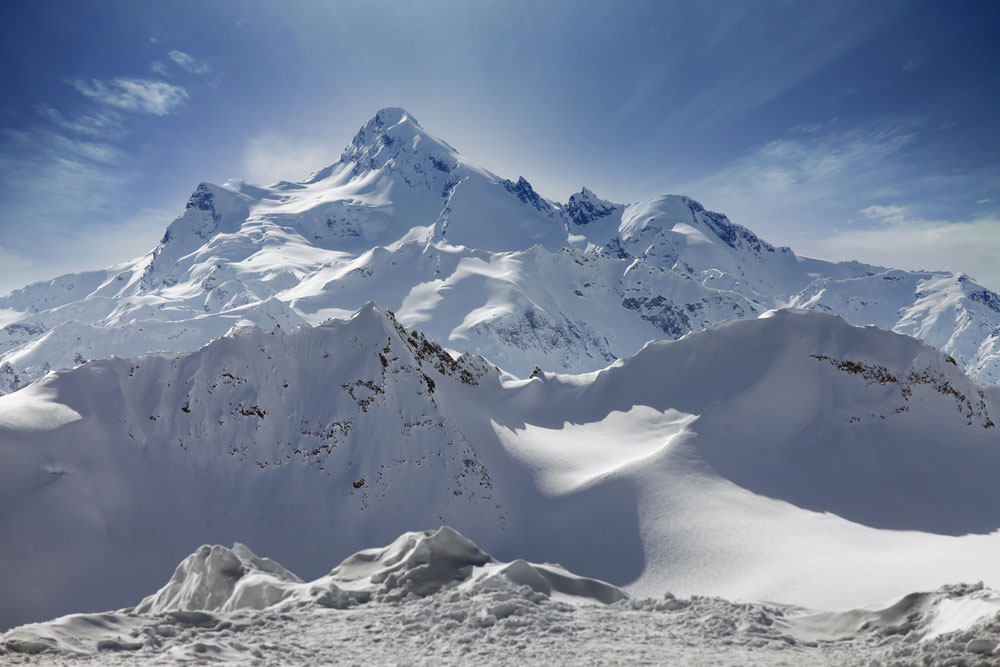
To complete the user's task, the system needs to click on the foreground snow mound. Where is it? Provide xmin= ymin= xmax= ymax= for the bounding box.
xmin=134 ymin=543 xmax=302 ymax=615
xmin=329 ymin=527 xmax=494 ymax=599
xmin=790 ymin=582 xmax=1000 ymax=644
xmin=2 ymin=569 xmax=998 ymax=666
xmin=0 ymin=527 xmax=633 ymax=660
xmin=129 ymin=528 xmax=625 ymax=619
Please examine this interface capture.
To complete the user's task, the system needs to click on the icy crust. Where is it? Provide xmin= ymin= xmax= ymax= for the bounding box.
xmin=1 ymin=535 xmax=998 ymax=666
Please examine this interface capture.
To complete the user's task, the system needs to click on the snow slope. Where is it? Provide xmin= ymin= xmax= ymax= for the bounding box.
xmin=1 ymin=107 xmax=999 ymax=391
xmin=1 ymin=304 xmax=998 ymax=629
xmin=3 ymin=530 xmax=999 ymax=666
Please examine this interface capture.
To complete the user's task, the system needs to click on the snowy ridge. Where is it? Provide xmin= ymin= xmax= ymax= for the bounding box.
xmin=1 ymin=107 xmax=999 ymax=392
xmin=1 ymin=305 xmax=999 ymax=630
xmin=2 ymin=530 xmax=998 ymax=665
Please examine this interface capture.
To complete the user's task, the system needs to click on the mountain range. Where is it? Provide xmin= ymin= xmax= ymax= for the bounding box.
xmin=1 ymin=107 xmax=999 ymax=393
xmin=1 ymin=108 xmax=999 ymax=633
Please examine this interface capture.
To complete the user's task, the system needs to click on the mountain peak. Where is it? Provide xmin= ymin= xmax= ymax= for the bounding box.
xmin=346 ymin=107 xmax=426 ymax=155
xmin=327 ymin=106 xmax=459 ymax=181
xmin=373 ymin=106 xmax=418 ymax=127
xmin=350 ymin=107 xmax=421 ymax=145
xmin=565 ymin=187 xmax=619 ymax=227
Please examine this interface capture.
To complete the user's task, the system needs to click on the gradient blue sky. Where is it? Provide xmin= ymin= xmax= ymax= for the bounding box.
xmin=1 ymin=0 xmax=999 ymax=293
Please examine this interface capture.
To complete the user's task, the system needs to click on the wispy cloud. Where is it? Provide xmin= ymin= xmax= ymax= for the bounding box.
xmin=167 ymin=50 xmax=210 ymax=75
xmin=0 ymin=124 xmax=170 ymax=294
xmin=789 ymin=122 xmax=825 ymax=134
xmin=0 ymin=244 xmax=35 ymax=295
xmin=49 ymin=133 xmax=123 ymax=164
xmin=0 ymin=207 xmax=171 ymax=296
xmin=0 ymin=72 xmax=190 ymax=294
xmin=0 ymin=31 xmax=213 ymax=292
xmin=819 ymin=209 xmax=1000 ymax=291
xmin=73 ymin=77 xmax=188 ymax=115
xmin=656 ymin=116 xmax=1000 ymax=291
xmin=150 ymin=61 xmax=169 ymax=76
xmin=629 ymin=3 xmax=901 ymax=134
xmin=859 ymin=204 xmax=910 ymax=226
xmin=241 ymin=132 xmax=336 ymax=185
xmin=674 ymin=120 xmax=918 ymax=241
xmin=0 ymin=128 xmax=132 ymax=229
xmin=35 ymin=104 xmax=125 ymax=139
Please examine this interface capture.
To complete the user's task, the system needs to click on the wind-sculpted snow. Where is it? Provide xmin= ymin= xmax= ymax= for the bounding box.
xmin=1 ymin=107 xmax=1000 ymax=391
xmin=2 ymin=305 xmax=999 ymax=631
xmin=129 ymin=528 xmax=624 ymax=619
xmin=2 ymin=532 xmax=998 ymax=666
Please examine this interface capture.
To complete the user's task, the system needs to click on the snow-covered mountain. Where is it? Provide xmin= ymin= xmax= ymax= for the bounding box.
xmin=1 ymin=107 xmax=999 ymax=393
xmin=2 ymin=304 xmax=998 ymax=629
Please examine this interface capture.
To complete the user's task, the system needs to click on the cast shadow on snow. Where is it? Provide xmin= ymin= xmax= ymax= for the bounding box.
xmin=500 ymin=476 xmax=647 ymax=590
xmin=692 ymin=425 xmax=1000 ymax=538
xmin=490 ymin=347 xmax=1000 ymax=538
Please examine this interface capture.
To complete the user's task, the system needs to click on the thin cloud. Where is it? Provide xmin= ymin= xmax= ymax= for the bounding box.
xmin=241 ymin=131 xmax=336 ymax=185
xmin=820 ymin=211 xmax=1000 ymax=292
xmin=0 ymin=128 xmax=132 ymax=230
xmin=672 ymin=120 xmax=918 ymax=245
xmin=0 ymin=127 xmax=168 ymax=295
xmin=860 ymin=204 xmax=910 ymax=226
xmin=35 ymin=105 xmax=125 ymax=139
xmin=52 ymin=135 xmax=123 ymax=164
xmin=73 ymin=77 xmax=188 ymax=116
xmin=662 ymin=112 xmax=1000 ymax=292
xmin=150 ymin=61 xmax=169 ymax=76
xmin=656 ymin=4 xmax=899 ymax=133
xmin=0 ymin=207 xmax=171 ymax=296
xmin=789 ymin=122 xmax=826 ymax=134
xmin=167 ymin=50 xmax=211 ymax=75
xmin=0 ymin=245 xmax=35 ymax=297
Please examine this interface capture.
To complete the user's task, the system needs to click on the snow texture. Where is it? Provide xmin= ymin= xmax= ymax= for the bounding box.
xmin=2 ymin=531 xmax=999 ymax=666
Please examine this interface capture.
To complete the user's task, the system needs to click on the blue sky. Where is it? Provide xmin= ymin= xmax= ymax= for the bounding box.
xmin=1 ymin=0 xmax=999 ymax=293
